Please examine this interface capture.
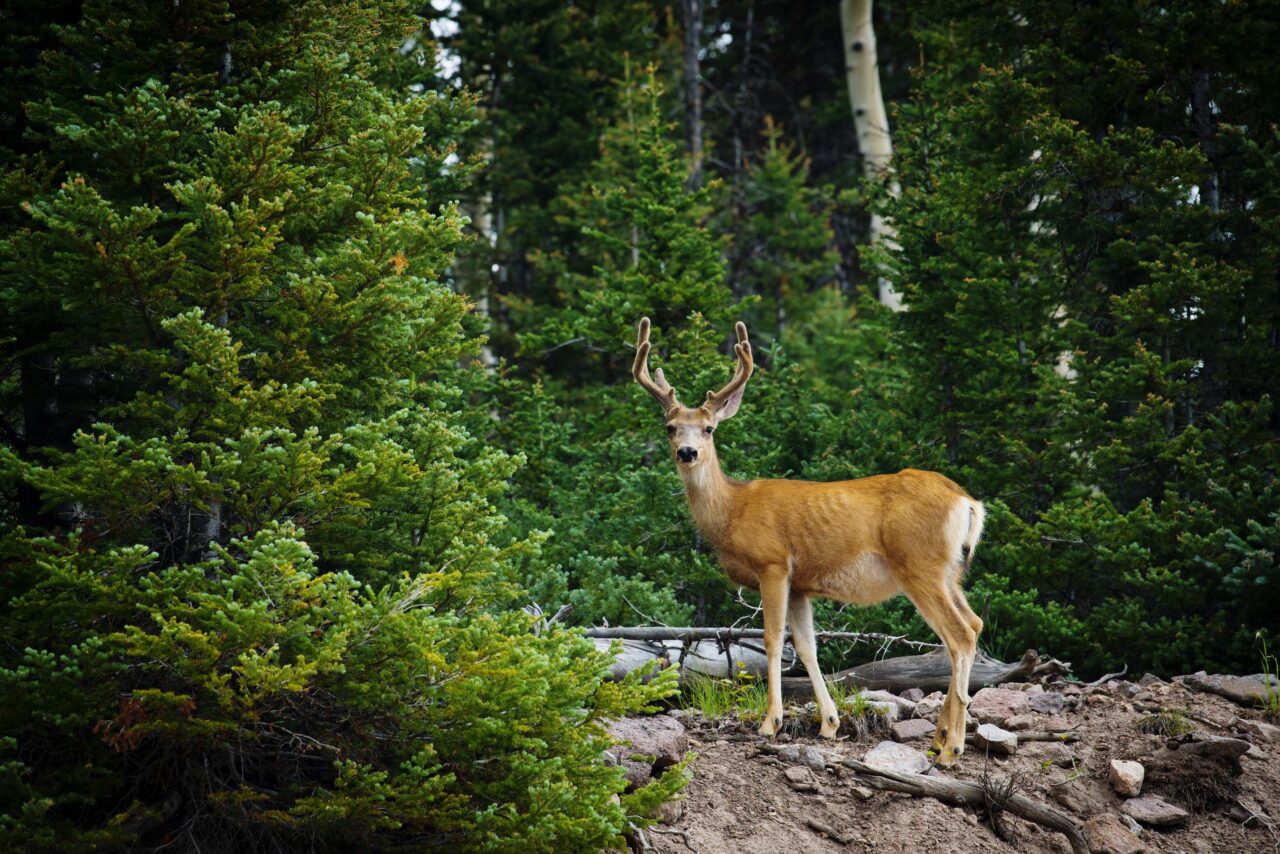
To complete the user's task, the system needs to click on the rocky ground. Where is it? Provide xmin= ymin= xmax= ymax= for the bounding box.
xmin=611 ymin=672 xmax=1280 ymax=853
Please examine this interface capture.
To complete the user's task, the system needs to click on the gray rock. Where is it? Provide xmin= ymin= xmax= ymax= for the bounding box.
xmin=866 ymin=700 xmax=900 ymax=724
xmin=900 ymin=687 xmax=925 ymax=703
xmin=778 ymin=744 xmax=828 ymax=772
xmin=1004 ymin=713 xmax=1038 ymax=731
xmin=1029 ymin=692 xmax=1066 ymax=715
xmin=1182 ymin=671 xmax=1279 ymax=707
xmin=914 ymin=695 xmax=944 ymax=720
xmin=1111 ymin=680 xmax=1142 ymax=699
xmin=891 ymin=718 xmax=937 ymax=743
xmin=606 ymin=715 xmax=689 ymax=770
xmin=860 ymin=689 xmax=917 ymax=718
xmin=862 ymin=740 xmax=931 ymax=774
xmin=657 ymin=798 xmax=685 ymax=825
xmin=1236 ymin=718 xmax=1280 ymax=742
xmin=1138 ymin=672 xmax=1165 ymax=687
xmin=1108 ymin=759 xmax=1145 ymax=797
xmin=850 ymin=784 xmax=874 ymax=801
xmin=1121 ymin=796 xmax=1189 ymax=828
xmin=1173 ymin=733 xmax=1252 ymax=761
xmin=972 ymin=722 xmax=1018 ymax=755
xmin=969 ymin=687 xmax=1032 ymax=724
xmin=620 ymin=758 xmax=652 ymax=791
xmin=784 ymin=765 xmax=811 ymax=784
xmin=1083 ymin=813 xmax=1144 ymax=854
xmin=1246 ymin=744 xmax=1269 ymax=760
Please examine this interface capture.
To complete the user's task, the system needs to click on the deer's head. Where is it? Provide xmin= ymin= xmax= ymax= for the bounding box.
xmin=632 ymin=317 xmax=753 ymax=468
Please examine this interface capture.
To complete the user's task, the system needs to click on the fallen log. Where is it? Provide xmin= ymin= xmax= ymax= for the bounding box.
xmin=585 ymin=626 xmax=941 ymax=652
xmin=782 ymin=648 xmax=1071 ymax=697
xmin=590 ymin=627 xmax=1071 ymax=693
xmin=843 ymin=758 xmax=1089 ymax=854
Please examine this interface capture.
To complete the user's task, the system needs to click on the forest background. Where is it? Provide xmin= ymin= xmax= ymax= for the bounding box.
xmin=2 ymin=0 xmax=1278 ymax=849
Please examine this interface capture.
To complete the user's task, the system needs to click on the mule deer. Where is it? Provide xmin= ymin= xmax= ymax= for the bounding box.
xmin=632 ymin=317 xmax=985 ymax=765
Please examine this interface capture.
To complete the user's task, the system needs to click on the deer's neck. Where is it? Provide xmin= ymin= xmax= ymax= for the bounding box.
xmin=678 ymin=449 xmax=740 ymax=543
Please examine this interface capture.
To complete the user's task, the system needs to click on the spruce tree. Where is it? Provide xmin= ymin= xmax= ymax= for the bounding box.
xmin=0 ymin=1 xmax=681 ymax=848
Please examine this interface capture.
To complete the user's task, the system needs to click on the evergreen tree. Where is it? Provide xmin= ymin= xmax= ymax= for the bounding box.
xmin=0 ymin=1 xmax=682 ymax=848
xmin=873 ymin=5 xmax=1280 ymax=673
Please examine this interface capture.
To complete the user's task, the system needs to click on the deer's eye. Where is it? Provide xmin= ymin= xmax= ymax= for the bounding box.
xmin=704 ymin=426 xmax=714 ymax=434
xmin=666 ymin=425 xmax=676 ymax=436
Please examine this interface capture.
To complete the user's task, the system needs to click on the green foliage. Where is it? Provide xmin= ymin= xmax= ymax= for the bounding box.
xmin=0 ymin=0 xmax=680 ymax=849
xmin=682 ymin=673 xmax=769 ymax=722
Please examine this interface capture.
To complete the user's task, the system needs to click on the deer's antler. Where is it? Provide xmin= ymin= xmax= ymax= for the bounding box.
xmin=633 ymin=317 xmax=680 ymax=412
xmin=704 ymin=321 xmax=753 ymax=415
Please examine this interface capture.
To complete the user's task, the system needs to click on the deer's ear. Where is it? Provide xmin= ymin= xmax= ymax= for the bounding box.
xmin=713 ymin=385 xmax=745 ymax=421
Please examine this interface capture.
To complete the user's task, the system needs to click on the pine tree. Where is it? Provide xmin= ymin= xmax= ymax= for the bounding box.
xmin=873 ymin=4 xmax=1280 ymax=673
xmin=0 ymin=2 xmax=682 ymax=848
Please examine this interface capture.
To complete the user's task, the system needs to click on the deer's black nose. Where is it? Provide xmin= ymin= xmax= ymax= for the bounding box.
xmin=676 ymin=447 xmax=698 ymax=463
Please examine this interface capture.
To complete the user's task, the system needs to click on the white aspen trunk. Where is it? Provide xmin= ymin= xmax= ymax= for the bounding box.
xmin=840 ymin=0 xmax=902 ymax=310
xmin=682 ymin=0 xmax=705 ymax=190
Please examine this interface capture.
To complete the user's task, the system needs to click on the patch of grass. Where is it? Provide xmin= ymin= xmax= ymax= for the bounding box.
xmin=1259 ymin=632 xmax=1280 ymax=722
xmin=832 ymin=685 xmax=891 ymax=739
xmin=1135 ymin=709 xmax=1194 ymax=737
xmin=682 ymin=673 xmax=768 ymax=721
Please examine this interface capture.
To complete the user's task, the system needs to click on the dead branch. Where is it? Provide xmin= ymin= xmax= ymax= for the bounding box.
xmin=842 ymin=758 xmax=1089 ymax=854
xmin=805 ymin=818 xmax=855 ymax=845
xmin=1086 ymin=663 xmax=1128 ymax=686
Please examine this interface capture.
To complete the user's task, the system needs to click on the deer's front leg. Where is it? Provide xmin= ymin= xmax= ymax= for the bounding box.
xmin=757 ymin=565 xmax=790 ymax=737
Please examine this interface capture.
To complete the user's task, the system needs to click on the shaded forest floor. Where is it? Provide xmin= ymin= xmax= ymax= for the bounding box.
xmin=642 ymin=677 xmax=1280 ymax=853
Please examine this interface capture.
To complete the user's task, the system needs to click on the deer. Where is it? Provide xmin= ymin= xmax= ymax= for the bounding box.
xmin=632 ymin=317 xmax=986 ymax=765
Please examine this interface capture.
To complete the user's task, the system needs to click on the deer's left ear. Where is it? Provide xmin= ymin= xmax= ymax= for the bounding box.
xmin=711 ymin=385 xmax=745 ymax=421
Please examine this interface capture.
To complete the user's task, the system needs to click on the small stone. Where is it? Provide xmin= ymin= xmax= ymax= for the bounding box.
xmin=657 ymin=799 xmax=685 ymax=825
xmin=666 ymin=708 xmax=687 ymax=719
xmin=784 ymin=765 xmax=812 ymax=785
xmin=620 ymin=758 xmax=652 ymax=791
xmin=1029 ymin=692 xmax=1066 ymax=715
xmin=972 ymin=723 xmax=1018 ymax=755
xmin=1110 ymin=680 xmax=1142 ymax=699
xmin=891 ymin=718 xmax=937 ymax=743
xmin=1121 ymin=796 xmax=1190 ymax=828
xmin=914 ymin=696 xmax=944 ymax=720
xmin=862 ymin=740 xmax=931 ymax=774
xmin=1083 ymin=813 xmax=1144 ymax=854
xmin=778 ymin=744 xmax=828 ymax=771
xmin=1005 ymin=713 xmax=1038 ymax=731
xmin=1246 ymin=744 xmax=1269 ymax=760
xmin=1108 ymin=759 xmax=1145 ymax=797
xmin=1138 ymin=673 xmax=1165 ymax=687
xmin=860 ymin=689 xmax=917 ymax=718
xmin=1025 ymin=683 xmax=1045 ymax=695
xmin=850 ymin=784 xmax=874 ymax=801
xmin=969 ymin=687 xmax=1032 ymax=724
xmin=900 ymin=687 xmax=925 ymax=703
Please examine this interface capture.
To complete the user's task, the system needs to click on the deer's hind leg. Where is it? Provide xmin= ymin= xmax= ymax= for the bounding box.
xmin=901 ymin=569 xmax=980 ymax=766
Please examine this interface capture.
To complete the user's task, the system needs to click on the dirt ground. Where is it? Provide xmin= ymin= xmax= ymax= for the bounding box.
xmin=644 ymin=678 xmax=1280 ymax=854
